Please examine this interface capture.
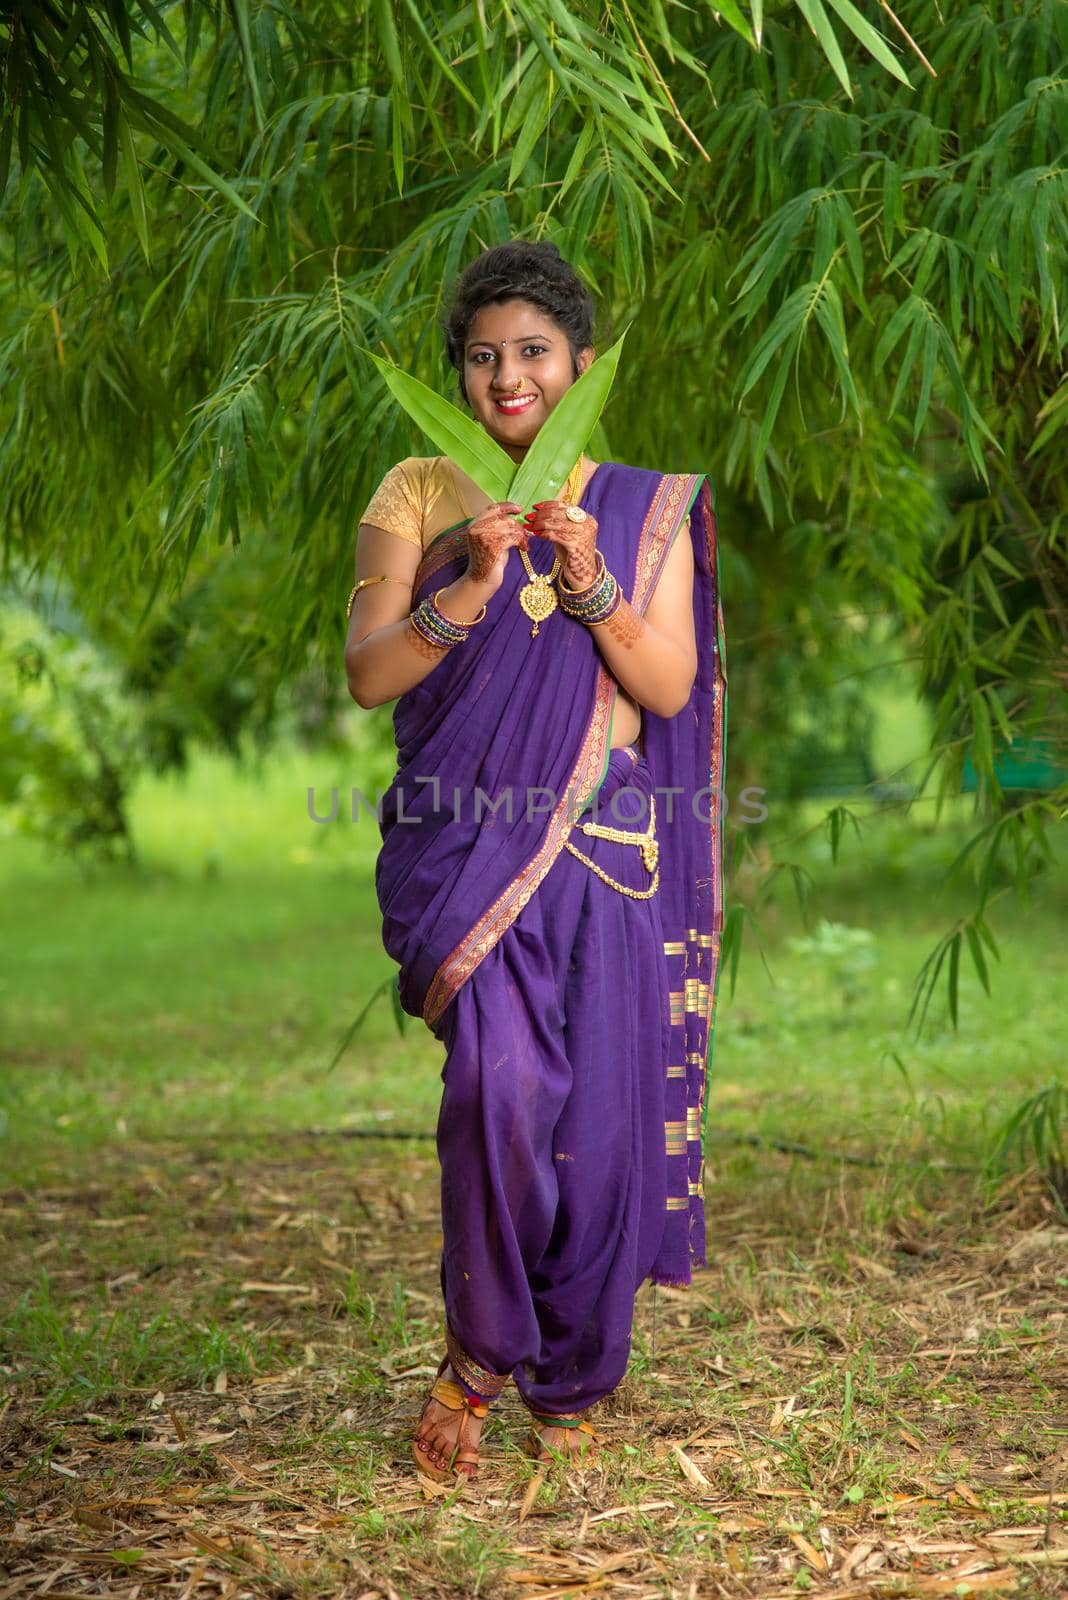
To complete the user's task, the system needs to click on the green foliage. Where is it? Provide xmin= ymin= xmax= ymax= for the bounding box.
xmin=0 ymin=1 xmax=1065 ymax=1025
xmin=787 ymin=918 xmax=878 ymax=1009
xmin=0 ymin=604 xmax=142 ymax=861
xmin=986 ymin=1080 xmax=1068 ymax=1218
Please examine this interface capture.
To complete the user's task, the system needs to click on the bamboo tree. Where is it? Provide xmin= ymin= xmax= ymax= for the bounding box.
xmin=1 ymin=1 xmax=1065 ymax=1028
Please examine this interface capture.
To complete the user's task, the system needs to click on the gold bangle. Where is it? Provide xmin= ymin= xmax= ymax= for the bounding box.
xmin=346 ymin=574 xmax=411 ymax=619
xmin=557 ymin=548 xmax=607 ymax=597
xmin=434 ymin=587 xmax=488 ymax=626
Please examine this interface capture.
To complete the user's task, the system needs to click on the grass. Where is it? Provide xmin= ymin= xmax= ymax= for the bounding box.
xmin=1 ymin=731 xmax=1066 ymax=1597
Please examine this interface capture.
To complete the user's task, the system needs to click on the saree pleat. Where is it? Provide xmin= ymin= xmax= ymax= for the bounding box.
xmin=375 ymin=462 xmax=727 ymax=1287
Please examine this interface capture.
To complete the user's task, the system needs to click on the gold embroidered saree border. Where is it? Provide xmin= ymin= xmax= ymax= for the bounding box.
xmin=414 ymin=521 xmax=472 ymax=589
xmin=647 ymin=473 xmax=723 ymax=1277
xmin=420 ymin=471 xmax=698 ymax=1031
xmin=632 ymin=474 xmax=701 ymax=610
xmin=698 ymin=481 xmax=729 ymax=1153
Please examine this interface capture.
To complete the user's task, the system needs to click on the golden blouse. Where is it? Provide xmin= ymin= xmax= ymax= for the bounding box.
xmin=358 ymin=457 xmax=480 ymax=554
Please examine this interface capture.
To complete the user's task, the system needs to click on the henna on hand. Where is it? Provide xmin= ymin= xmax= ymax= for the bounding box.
xmin=596 ymin=596 xmax=645 ymax=650
xmin=560 ymin=543 xmax=599 ymax=590
xmin=524 ymin=502 xmax=601 ymax=590
xmin=466 ymin=502 xmax=525 ymax=585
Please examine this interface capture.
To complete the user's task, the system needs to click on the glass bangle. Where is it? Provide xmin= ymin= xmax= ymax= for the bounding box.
xmin=562 ymin=574 xmax=615 ymax=614
xmin=409 ymin=587 xmax=489 ymax=649
xmin=583 ymin=585 xmax=624 ymax=625
xmin=559 ymin=565 xmax=620 ymax=623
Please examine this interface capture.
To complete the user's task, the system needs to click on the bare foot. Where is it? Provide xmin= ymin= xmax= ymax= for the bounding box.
xmin=413 ymin=1364 xmax=485 ymax=1477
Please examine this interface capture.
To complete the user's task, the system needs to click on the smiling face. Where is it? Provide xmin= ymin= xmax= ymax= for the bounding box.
xmin=463 ymin=297 xmax=594 ymax=462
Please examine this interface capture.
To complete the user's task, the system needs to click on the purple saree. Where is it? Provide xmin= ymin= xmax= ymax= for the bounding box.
xmin=375 ymin=461 xmax=728 ymax=1288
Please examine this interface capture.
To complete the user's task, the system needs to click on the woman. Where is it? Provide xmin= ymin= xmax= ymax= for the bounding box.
xmin=344 ymin=241 xmax=727 ymax=1480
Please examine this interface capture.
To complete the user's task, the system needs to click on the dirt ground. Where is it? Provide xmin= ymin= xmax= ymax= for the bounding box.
xmin=2 ymin=1137 xmax=1066 ymax=1598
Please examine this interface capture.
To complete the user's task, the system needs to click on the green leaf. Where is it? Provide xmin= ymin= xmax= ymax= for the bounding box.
xmin=703 ymin=0 xmax=756 ymax=48
xmin=391 ymin=85 xmax=405 ymax=194
xmin=822 ymin=0 xmax=911 ymax=85
xmin=812 ymin=280 xmax=860 ymax=420
xmin=720 ymin=904 xmax=746 ymax=998
xmin=118 ymin=114 xmax=150 ymax=264
xmin=362 ymin=349 xmax=515 ymax=500
xmin=965 ymin=919 xmax=990 ymax=995
xmin=326 ymin=975 xmax=404 ymax=1072
xmin=148 ymin=120 xmax=260 ymax=224
xmin=101 ymin=71 xmax=119 ymax=199
xmin=508 ymin=75 xmax=551 ymax=188
xmin=231 ymin=0 xmax=266 ymax=131
xmin=795 ymin=0 xmax=854 ymax=99
xmin=400 ymin=0 xmax=479 ymax=112
xmin=375 ymin=0 xmax=406 ymax=90
xmin=559 ymin=117 xmax=596 ymax=202
xmin=510 ymin=329 xmax=628 ymax=508
xmin=970 ymin=687 xmax=994 ymax=778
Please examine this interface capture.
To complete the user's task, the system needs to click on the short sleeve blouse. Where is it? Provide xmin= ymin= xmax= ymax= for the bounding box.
xmin=358 ymin=457 xmax=471 ymax=552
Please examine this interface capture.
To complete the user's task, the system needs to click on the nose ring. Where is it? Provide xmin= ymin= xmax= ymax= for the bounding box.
xmin=512 ymin=379 xmax=523 ymax=395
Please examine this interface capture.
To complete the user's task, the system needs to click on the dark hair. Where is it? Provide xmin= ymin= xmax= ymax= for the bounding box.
xmin=442 ymin=240 xmax=596 ymax=403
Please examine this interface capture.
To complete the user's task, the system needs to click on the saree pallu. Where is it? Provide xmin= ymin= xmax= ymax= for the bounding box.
xmin=375 ymin=461 xmax=728 ymax=1287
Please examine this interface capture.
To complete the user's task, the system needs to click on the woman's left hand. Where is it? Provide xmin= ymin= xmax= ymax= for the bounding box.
xmin=523 ymin=500 xmax=601 ymax=592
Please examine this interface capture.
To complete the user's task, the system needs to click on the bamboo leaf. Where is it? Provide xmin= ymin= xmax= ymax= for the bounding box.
xmin=118 ymin=112 xmax=150 ymax=263
xmin=508 ymin=77 xmax=551 ymax=188
xmin=822 ymin=0 xmax=911 ymax=85
xmin=362 ymin=350 xmax=515 ymax=500
xmin=738 ymin=283 xmax=813 ymax=397
xmin=795 ymin=0 xmax=854 ymax=100
xmin=812 ymin=280 xmax=860 ymax=420
xmin=230 ymin=0 xmax=266 ymax=131
xmin=720 ymin=903 xmax=746 ymax=998
xmin=559 ymin=117 xmax=596 ymax=202
xmin=143 ymin=118 xmax=261 ymax=224
xmin=965 ymin=919 xmax=990 ymax=995
xmin=101 ymin=69 xmax=119 ymax=199
xmin=511 ymin=329 xmax=629 ymax=507
xmin=703 ymin=0 xmax=756 ymax=48
xmin=400 ymin=0 xmax=479 ymax=112
xmin=374 ymin=0 xmax=405 ymax=90
xmin=970 ymin=687 xmax=994 ymax=778
xmin=391 ymin=85 xmax=405 ymax=193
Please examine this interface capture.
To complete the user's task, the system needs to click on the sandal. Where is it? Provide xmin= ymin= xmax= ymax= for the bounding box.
xmin=412 ymin=1355 xmax=492 ymax=1484
xmin=524 ymin=1408 xmax=604 ymax=1465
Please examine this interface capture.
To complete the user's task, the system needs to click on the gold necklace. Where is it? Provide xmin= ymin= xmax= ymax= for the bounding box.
xmin=448 ymin=454 xmax=589 ymax=640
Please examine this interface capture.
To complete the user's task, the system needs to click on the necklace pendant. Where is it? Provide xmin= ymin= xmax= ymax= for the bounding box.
xmin=519 ymin=573 xmax=558 ymax=637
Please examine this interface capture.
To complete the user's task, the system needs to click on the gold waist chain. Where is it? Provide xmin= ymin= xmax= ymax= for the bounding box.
xmin=563 ymin=794 xmax=659 ymax=899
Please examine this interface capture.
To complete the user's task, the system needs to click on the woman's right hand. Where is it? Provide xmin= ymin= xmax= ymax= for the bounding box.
xmin=463 ymin=501 xmax=528 ymax=592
